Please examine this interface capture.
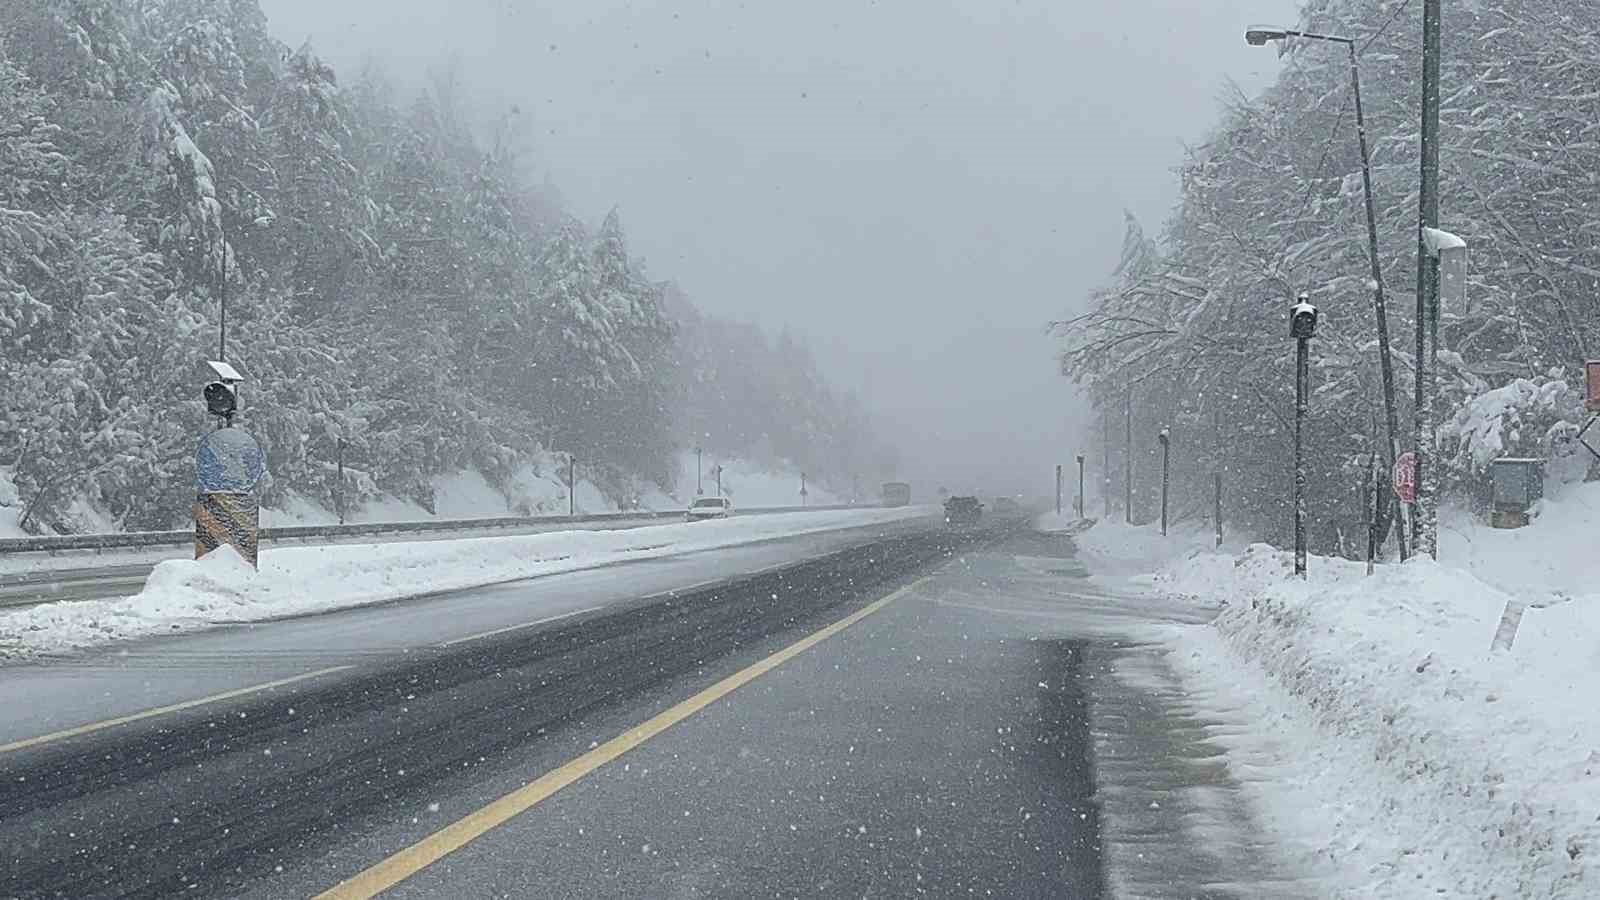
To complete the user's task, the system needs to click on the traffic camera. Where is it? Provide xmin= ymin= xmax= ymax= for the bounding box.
xmin=1290 ymin=292 xmax=1318 ymax=339
xmin=203 ymin=360 xmax=244 ymax=422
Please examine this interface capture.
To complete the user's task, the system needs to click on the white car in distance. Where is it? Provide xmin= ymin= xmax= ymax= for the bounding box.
xmin=685 ymin=496 xmax=733 ymax=521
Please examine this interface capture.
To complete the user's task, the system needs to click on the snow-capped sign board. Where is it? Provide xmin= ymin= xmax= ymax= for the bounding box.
xmin=1392 ymin=450 xmax=1417 ymax=504
xmin=196 ymin=427 xmax=266 ymax=493
xmin=1586 ymin=360 xmax=1600 ymax=412
xmin=1424 ymin=227 xmax=1467 ymax=314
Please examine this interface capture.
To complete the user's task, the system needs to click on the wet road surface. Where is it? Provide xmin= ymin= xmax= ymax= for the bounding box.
xmin=1 ymin=520 xmax=1310 ymax=898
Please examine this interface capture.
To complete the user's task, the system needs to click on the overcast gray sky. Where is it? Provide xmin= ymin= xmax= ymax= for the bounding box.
xmin=261 ymin=0 xmax=1295 ymax=498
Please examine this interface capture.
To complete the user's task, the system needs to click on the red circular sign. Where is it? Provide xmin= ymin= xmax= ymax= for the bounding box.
xmin=1392 ymin=451 xmax=1417 ymax=503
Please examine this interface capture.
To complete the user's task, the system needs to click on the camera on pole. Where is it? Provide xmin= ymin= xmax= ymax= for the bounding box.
xmin=1290 ymin=292 xmax=1319 ymax=339
xmin=203 ymin=360 xmax=244 ymax=423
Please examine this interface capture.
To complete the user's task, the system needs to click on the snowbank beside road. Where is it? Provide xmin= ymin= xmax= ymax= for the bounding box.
xmin=1106 ymin=520 xmax=1600 ymax=897
xmin=0 ymin=507 xmax=933 ymax=658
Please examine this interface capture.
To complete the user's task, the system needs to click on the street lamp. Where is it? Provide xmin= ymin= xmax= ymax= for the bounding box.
xmin=1290 ymin=292 xmax=1319 ymax=578
xmin=1246 ymin=25 xmax=1407 ymax=560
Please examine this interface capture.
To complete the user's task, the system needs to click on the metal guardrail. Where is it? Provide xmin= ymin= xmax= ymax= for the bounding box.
xmin=0 ymin=504 xmax=869 ymax=555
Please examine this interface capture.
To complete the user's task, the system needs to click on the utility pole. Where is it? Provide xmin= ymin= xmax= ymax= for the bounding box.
xmin=715 ymin=464 xmax=723 ymax=498
xmin=1124 ymin=389 xmax=1133 ymax=524
xmin=335 ymin=438 xmax=346 ymax=526
xmin=1055 ymin=464 xmax=1063 ymax=517
xmin=1076 ymin=454 xmax=1086 ymax=519
xmin=1157 ymin=428 xmax=1170 ymax=536
xmin=1365 ymin=449 xmax=1378 ymax=576
xmin=1214 ymin=471 xmax=1223 ymax=548
xmin=1414 ymin=0 xmax=1442 ymax=558
xmin=1102 ymin=404 xmax=1111 ymax=518
xmin=695 ymin=447 xmax=704 ymax=496
xmin=1291 ymin=294 xmax=1319 ymax=578
xmin=568 ymin=454 xmax=577 ymax=516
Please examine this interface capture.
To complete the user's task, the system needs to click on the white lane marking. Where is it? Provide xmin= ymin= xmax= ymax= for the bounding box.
xmin=665 ymin=579 xmax=724 ymax=596
xmin=0 ymin=665 xmax=354 ymax=755
xmin=436 ymin=607 xmax=606 ymax=648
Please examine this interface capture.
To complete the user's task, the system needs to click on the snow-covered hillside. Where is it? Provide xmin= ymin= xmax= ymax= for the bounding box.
xmin=664 ymin=451 xmax=842 ymax=509
xmin=2 ymin=450 xmax=842 ymax=537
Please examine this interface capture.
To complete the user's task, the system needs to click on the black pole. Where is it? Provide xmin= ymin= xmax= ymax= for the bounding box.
xmin=1214 ymin=471 xmax=1223 ymax=548
xmin=695 ymin=447 xmax=703 ymax=496
xmin=1295 ymin=336 xmax=1309 ymax=577
xmin=1055 ymin=464 xmax=1062 ymax=516
xmin=716 ymin=465 xmax=722 ymax=498
xmin=1102 ymin=405 xmax=1111 ymax=518
xmin=801 ymin=472 xmax=807 ymax=506
xmin=1414 ymin=0 xmax=1441 ymax=559
xmin=336 ymin=438 xmax=346 ymax=525
xmin=1124 ymin=390 xmax=1133 ymax=524
xmin=569 ymin=455 xmax=576 ymax=516
xmin=1349 ymin=41 xmax=1406 ymax=561
xmin=1076 ymin=455 xmax=1085 ymax=519
xmin=1365 ymin=451 xmax=1377 ymax=576
xmin=1158 ymin=429 xmax=1170 ymax=536
xmin=218 ymin=231 xmax=227 ymax=362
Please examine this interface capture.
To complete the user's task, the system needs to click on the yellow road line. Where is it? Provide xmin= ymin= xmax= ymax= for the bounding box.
xmin=0 ymin=665 xmax=353 ymax=755
xmin=314 ymin=575 xmax=929 ymax=900
xmin=436 ymin=607 xmax=605 ymax=648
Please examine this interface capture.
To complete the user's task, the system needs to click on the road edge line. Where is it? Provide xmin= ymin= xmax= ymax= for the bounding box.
xmin=0 ymin=664 xmax=353 ymax=755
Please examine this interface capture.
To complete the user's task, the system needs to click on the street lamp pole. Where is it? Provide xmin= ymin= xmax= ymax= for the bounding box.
xmin=1246 ymin=25 xmax=1407 ymax=559
xmin=569 ymin=454 xmax=577 ymax=516
xmin=1101 ymin=404 xmax=1112 ymax=518
xmin=695 ymin=447 xmax=703 ymax=496
xmin=1124 ymin=389 xmax=1133 ymax=524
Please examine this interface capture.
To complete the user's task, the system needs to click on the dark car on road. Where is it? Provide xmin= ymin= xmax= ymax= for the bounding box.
xmin=943 ymin=495 xmax=983 ymax=526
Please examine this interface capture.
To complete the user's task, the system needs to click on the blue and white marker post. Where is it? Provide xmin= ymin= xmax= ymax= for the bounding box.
xmin=194 ymin=361 xmax=266 ymax=566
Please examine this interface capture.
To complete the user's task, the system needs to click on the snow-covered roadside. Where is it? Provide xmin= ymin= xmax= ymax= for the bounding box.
xmin=0 ymin=507 xmax=934 ymax=659
xmin=1083 ymin=509 xmax=1600 ymax=896
xmin=0 ymin=468 xmax=25 ymax=538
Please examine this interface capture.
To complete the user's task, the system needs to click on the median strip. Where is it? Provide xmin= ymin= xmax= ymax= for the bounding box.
xmin=0 ymin=507 xmax=932 ymax=659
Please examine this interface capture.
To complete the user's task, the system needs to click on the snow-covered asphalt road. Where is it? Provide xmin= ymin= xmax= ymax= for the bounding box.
xmin=0 ymin=520 xmax=1305 ymax=898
